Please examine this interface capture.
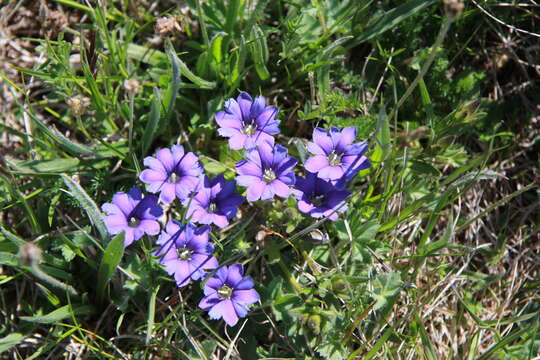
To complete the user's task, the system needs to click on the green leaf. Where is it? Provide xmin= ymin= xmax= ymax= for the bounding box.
xmin=26 ymin=110 xmax=96 ymax=157
xmin=0 ymin=252 xmax=18 ymax=266
xmin=351 ymin=0 xmax=437 ymax=45
xmin=0 ymin=333 xmax=25 ymax=353
xmin=5 ymin=157 xmax=80 ymax=174
xmin=96 ymin=232 xmax=125 ymax=303
xmin=415 ymin=313 xmax=438 ymax=360
xmin=371 ymin=272 xmax=401 ymax=310
xmin=164 ymin=40 xmax=183 ymax=117
xmin=164 ymin=41 xmax=216 ymax=90
xmin=141 ymin=89 xmax=162 ymax=156
xmin=20 ymin=304 xmax=94 ymax=324
xmin=375 ymin=107 xmax=391 ymax=161
xmin=61 ymin=174 xmax=108 ymax=244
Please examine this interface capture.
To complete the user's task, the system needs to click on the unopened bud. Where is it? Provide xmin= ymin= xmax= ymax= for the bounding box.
xmin=124 ymin=79 xmax=140 ymax=96
xmin=332 ymin=277 xmax=347 ymax=293
xmin=18 ymin=243 xmax=42 ymax=267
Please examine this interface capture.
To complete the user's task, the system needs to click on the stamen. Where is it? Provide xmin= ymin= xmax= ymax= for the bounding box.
xmin=328 ymin=151 xmax=342 ymax=166
xmin=169 ymin=172 xmax=179 ymax=183
xmin=128 ymin=217 xmax=140 ymax=228
xmin=177 ymin=246 xmax=192 ymax=261
xmin=262 ymin=168 xmax=276 ymax=183
xmin=311 ymin=194 xmax=325 ymax=207
xmin=208 ymin=202 xmax=217 ymax=213
xmin=243 ymin=122 xmax=256 ymax=136
xmin=218 ymin=285 xmax=233 ymax=299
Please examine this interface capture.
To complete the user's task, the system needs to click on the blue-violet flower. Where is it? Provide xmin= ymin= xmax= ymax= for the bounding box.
xmin=185 ymin=175 xmax=245 ymax=228
xmin=216 ymin=92 xmax=280 ymax=150
xmin=140 ymin=145 xmax=203 ymax=203
xmin=199 ymin=264 xmax=260 ymax=326
xmin=101 ymin=187 xmax=162 ymax=247
xmin=155 ymin=221 xmax=218 ymax=287
xmin=235 ymin=140 xmax=297 ymax=201
xmin=304 ymin=127 xmax=370 ymax=183
xmin=293 ymin=172 xmax=350 ymax=221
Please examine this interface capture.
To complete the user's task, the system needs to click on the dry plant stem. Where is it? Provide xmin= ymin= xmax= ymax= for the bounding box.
xmin=388 ymin=17 xmax=453 ymax=121
xmin=471 ymin=0 xmax=540 ymax=38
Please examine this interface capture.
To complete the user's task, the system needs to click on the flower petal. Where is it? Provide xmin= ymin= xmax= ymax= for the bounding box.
xmin=156 ymin=148 xmax=175 ymax=172
xmin=313 ymin=128 xmax=334 ymax=153
xmin=305 ymin=155 xmax=329 ymax=173
xmin=199 ymin=293 xmax=221 ymax=310
xmin=159 ymin=182 xmax=176 ymax=203
xmin=233 ymin=289 xmax=260 ymax=305
xmin=270 ymin=180 xmax=291 ymax=198
xmin=246 ymin=181 xmax=267 ymax=202
xmin=226 ymin=264 xmax=244 ymax=287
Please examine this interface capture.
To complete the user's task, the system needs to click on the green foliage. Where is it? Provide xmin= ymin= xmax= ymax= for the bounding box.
xmin=1 ymin=0 xmax=538 ymax=359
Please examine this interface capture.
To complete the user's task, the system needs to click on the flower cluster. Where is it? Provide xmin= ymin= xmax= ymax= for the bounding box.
xmin=101 ymin=91 xmax=370 ymax=327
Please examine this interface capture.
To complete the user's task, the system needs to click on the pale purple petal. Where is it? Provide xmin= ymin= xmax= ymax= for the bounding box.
xmin=226 ymin=264 xmax=244 ymax=287
xmin=313 ymin=128 xmax=333 ymax=153
xmin=233 ymin=289 xmax=260 ymax=304
xmin=305 ymin=155 xmax=329 ymax=173
xmin=269 ymin=180 xmax=291 ymax=198
xmin=156 ymin=148 xmax=175 ymax=172
xmin=246 ymin=180 xmax=267 ymax=201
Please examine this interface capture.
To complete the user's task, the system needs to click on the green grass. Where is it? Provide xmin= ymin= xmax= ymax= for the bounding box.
xmin=1 ymin=0 xmax=539 ymax=359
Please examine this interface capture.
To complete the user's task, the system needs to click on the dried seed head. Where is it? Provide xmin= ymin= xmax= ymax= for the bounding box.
xmin=18 ymin=243 xmax=42 ymax=267
xmin=66 ymin=95 xmax=91 ymax=115
xmin=155 ymin=17 xmax=182 ymax=35
xmin=444 ymin=0 xmax=464 ymax=19
xmin=124 ymin=79 xmax=140 ymax=96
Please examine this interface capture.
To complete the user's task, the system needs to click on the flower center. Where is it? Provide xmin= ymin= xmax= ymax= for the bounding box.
xmin=169 ymin=172 xmax=179 ymax=183
xmin=128 ymin=217 xmax=140 ymax=228
xmin=328 ymin=151 xmax=342 ymax=166
xmin=217 ymin=285 xmax=233 ymax=299
xmin=208 ymin=202 xmax=217 ymax=213
xmin=311 ymin=194 xmax=326 ymax=207
xmin=177 ymin=246 xmax=192 ymax=261
xmin=262 ymin=168 xmax=276 ymax=183
xmin=242 ymin=122 xmax=256 ymax=136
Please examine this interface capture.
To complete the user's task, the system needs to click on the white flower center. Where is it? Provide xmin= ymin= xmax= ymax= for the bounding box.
xmin=169 ymin=172 xmax=179 ymax=183
xmin=218 ymin=285 xmax=233 ymax=299
xmin=243 ymin=122 xmax=256 ymax=136
xmin=177 ymin=246 xmax=192 ymax=261
xmin=208 ymin=202 xmax=217 ymax=213
xmin=262 ymin=168 xmax=276 ymax=183
xmin=128 ymin=217 xmax=140 ymax=228
xmin=311 ymin=194 xmax=325 ymax=207
xmin=328 ymin=151 xmax=341 ymax=166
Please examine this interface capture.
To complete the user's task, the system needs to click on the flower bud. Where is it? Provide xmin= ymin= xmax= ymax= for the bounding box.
xmin=66 ymin=96 xmax=91 ymax=116
xmin=307 ymin=314 xmax=321 ymax=335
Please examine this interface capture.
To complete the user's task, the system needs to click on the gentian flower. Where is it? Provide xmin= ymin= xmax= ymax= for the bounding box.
xmin=235 ymin=140 xmax=297 ymax=201
xmin=185 ymin=175 xmax=245 ymax=228
xmin=199 ymin=264 xmax=260 ymax=327
xmin=305 ymin=127 xmax=370 ymax=184
xmin=101 ymin=187 xmax=162 ymax=247
xmin=154 ymin=221 xmax=218 ymax=287
xmin=293 ymin=173 xmax=350 ymax=221
xmin=139 ymin=145 xmax=203 ymax=203
xmin=215 ymin=92 xmax=280 ymax=150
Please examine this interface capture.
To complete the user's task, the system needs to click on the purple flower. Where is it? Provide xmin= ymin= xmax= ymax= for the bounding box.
xmin=235 ymin=140 xmax=297 ymax=201
xmin=155 ymin=221 xmax=218 ymax=287
xmin=293 ymin=173 xmax=350 ymax=221
xmin=101 ymin=187 xmax=162 ymax=247
xmin=304 ymin=127 xmax=370 ymax=184
xmin=199 ymin=264 xmax=260 ymax=327
xmin=185 ymin=175 xmax=245 ymax=228
xmin=139 ymin=145 xmax=203 ymax=204
xmin=216 ymin=92 xmax=280 ymax=150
